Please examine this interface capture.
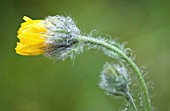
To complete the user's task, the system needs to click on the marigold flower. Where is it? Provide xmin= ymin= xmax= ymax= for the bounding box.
xmin=15 ymin=16 xmax=47 ymax=55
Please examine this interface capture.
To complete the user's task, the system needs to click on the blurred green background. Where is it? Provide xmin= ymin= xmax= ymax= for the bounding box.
xmin=0 ymin=0 xmax=170 ymax=110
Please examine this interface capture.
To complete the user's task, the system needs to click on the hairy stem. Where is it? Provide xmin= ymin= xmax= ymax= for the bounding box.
xmin=123 ymin=91 xmax=138 ymax=111
xmin=75 ymin=35 xmax=151 ymax=111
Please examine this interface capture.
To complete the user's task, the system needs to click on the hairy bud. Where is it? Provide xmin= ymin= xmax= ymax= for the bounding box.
xmin=99 ymin=62 xmax=137 ymax=110
xmin=99 ymin=62 xmax=130 ymax=96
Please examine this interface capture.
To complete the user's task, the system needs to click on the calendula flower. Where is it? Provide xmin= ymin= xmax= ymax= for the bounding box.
xmin=15 ymin=15 xmax=81 ymax=60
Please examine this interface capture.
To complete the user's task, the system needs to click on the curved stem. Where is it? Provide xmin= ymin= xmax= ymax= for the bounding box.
xmin=75 ymin=36 xmax=151 ymax=111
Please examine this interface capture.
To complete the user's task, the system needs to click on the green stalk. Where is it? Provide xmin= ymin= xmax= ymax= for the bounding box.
xmin=124 ymin=91 xmax=138 ymax=111
xmin=75 ymin=35 xmax=151 ymax=111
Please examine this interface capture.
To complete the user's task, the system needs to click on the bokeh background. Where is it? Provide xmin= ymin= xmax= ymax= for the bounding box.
xmin=0 ymin=0 xmax=170 ymax=111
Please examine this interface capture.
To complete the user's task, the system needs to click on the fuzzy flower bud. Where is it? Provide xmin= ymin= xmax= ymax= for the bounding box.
xmin=99 ymin=62 xmax=138 ymax=110
xmin=99 ymin=62 xmax=130 ymax=96
xmin=15 ymin=15 xmax=81 ymax=60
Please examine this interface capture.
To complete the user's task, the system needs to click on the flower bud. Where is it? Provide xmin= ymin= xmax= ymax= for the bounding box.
xmin=99 ymin=62 xmax=130 ymax=96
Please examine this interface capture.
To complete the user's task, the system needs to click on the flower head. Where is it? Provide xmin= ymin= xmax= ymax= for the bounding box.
xmin=15 ymin=15 xmax=81 ymax=60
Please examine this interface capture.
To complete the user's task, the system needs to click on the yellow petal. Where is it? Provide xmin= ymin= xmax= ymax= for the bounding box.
xmin=15 ymin=16 xmax=47 ymax=56
xmin=15 ymin=42 xmax=46 ymax=55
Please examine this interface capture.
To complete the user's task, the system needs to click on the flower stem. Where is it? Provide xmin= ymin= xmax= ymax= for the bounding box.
xmin=124 ymin=91 xmax=138 ymax=111
xmin=75 ymin=35 xmax=151 ymax=111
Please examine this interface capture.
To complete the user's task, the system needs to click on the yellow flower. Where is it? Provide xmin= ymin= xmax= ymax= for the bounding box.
xmin=15 ymin=15 xmax=81 ymax=60
xmin=15 ymin=16 xmax=47 ymax=56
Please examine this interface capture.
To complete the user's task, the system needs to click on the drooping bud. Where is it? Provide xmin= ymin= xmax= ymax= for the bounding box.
xmin=99 ymin=62 xmax=130 ymax=96
xmin=99 ymin=62 xmax=137 ymax=110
